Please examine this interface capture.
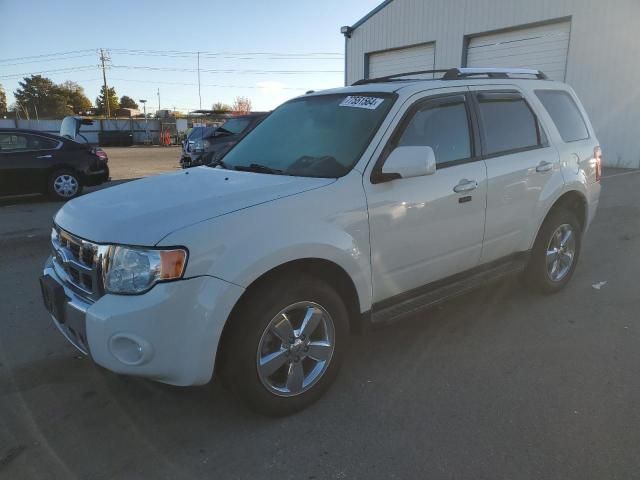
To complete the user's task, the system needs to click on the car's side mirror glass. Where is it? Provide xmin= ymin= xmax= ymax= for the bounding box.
xmin=376 ymin=145 xmax=436 ymax=183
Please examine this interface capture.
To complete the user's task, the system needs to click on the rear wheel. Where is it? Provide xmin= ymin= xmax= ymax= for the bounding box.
xmin=524 ymin=208 xmax=582 ymax=293
xmin=48 ymin=170 xmax=83 ymax=201
xmin=219 ymin=274 xmax=349 ymax=416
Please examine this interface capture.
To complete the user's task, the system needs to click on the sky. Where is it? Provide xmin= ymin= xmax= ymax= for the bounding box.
xmin=0 ymin=0 xmax=381 ymax=114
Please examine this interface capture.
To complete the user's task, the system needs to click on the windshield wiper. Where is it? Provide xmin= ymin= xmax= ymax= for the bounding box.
xmin=234 ymin=163 xmax=287 ymax=175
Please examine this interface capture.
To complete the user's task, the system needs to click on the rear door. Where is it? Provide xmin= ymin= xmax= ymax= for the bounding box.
xmin=469 ymin=86 xmax=564 ymax=263
xmin=365 ymin=89 xmax=488 ymax=302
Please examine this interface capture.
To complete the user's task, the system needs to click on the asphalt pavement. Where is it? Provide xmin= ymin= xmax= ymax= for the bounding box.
xmin=1 ymin=164 xmax=639 ymax=480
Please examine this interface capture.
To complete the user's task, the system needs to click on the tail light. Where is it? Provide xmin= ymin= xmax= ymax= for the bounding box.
xmin=91 ymin=147 xmax=108 ymax=164
xmin=594 ymin=146 xmax=602 ymax=182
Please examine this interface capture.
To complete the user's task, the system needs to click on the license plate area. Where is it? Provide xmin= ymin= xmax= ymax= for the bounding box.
xmin=40 ymin=275 xmax=67 ymax=323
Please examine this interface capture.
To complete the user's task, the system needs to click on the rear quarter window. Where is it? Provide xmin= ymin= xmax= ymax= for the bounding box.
xmin=535 ymin=90 xmax=589 ymax=142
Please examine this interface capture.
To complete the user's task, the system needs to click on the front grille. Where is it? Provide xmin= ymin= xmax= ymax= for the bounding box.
xmin=51 ymin=226 xmax=108 ymax=302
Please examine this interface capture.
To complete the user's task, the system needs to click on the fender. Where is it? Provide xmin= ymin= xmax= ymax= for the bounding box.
xmin=159 ymin=171 xmax=373 ymax=313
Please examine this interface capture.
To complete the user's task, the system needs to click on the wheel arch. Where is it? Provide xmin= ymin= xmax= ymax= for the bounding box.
xmin=214 ymin=258 xmax=364 ymax=375
xmin=530 ymin=189 xmax=588 ymax=249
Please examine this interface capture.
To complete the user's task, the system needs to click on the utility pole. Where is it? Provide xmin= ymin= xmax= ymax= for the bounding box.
xmin=197 ymin=51 xmax=202 ymax=110
xmin=99 ymin=49 xmax=111 ymax=117
xmin=157 ymin=88 xmax=161 ymax=112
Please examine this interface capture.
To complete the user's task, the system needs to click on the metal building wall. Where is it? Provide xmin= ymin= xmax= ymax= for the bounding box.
xmin=345 ymin=0 xmax=640 ymax=168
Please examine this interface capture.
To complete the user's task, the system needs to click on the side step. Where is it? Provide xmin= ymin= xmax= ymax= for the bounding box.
xmin=371 ymin=253 xmax=529 ymax=325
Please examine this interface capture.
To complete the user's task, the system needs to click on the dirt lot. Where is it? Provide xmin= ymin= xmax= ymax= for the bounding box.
xmin=1 ymin=166 xmax=639 ymax=479
xmin=104 ymin=146 xmax=182 ymax=181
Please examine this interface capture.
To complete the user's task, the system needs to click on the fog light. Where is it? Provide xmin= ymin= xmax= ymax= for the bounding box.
xmin=109 ymin=334 xmax=153 ymax=366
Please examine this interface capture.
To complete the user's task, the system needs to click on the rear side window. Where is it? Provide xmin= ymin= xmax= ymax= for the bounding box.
xmin=27 ymin=135 xmax=58 ymax=150
xmin=476 ymin=93 xmax=544 ymax=156
xmin=0 ymin=133 xmax=28 ymax=151
xmin=397 ymin=102 xmax=471 ymax=165
xmin=536 ymin=90 xmax=589 ymax=142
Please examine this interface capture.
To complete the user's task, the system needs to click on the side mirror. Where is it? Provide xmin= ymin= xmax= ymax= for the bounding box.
xmin=376 ymin=146 xmax=436 ymax=182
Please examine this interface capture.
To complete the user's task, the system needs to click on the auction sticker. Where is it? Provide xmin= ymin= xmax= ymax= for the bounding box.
xmin=339 ymin=96 xmax=385 ymax=110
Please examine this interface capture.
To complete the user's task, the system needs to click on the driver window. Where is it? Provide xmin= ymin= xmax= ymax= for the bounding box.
xmin=397 ymin=101 xmax=471 ymax=166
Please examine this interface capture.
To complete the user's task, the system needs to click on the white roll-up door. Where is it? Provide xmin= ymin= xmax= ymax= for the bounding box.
xmin=367 ymin=43 xmax=435 ymax=79
xmin=466 ymin=21 xmax=571 ymax=81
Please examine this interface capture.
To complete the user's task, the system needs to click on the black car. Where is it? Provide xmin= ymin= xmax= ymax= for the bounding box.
xmin=0 ymin=118 xmax=109 ymax=201
xmin=179 ymin=113 xmax=267 ymax=168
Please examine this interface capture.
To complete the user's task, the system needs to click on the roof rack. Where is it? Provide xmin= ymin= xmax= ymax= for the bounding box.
xmin=443 ymin=67 xmax=548 ymax=80
xmin=352 ymin=67 xmax=548 ymax=85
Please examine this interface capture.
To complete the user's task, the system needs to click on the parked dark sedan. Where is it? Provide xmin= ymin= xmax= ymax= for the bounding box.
xmin=179 ymin=113 xmax=267 ymax=168
xmin=0 ymin=125 xmax=109 ymax=201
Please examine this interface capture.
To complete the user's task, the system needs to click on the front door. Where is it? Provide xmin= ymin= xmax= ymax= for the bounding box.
xmin=365 ymin=91 xmax=488 ymax=303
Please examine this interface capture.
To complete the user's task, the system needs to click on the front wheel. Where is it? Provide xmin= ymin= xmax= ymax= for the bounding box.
xmin=48 ymin=170 xmax=83 ymax=201
xmin=524 ymin=208 xmax=582 ymax=294
xmin=219 ymin=274 xmax=349 ymax=416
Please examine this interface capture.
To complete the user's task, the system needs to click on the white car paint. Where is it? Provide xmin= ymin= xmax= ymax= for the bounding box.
xmin=46 ymin=76 xmax=600 ymax=386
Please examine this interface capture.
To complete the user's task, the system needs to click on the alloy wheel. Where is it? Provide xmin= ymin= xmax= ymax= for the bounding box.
xmin=256 ymin=301 xmax=335 ymax=397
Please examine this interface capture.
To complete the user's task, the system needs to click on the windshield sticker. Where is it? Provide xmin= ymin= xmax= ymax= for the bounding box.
xmin=339 ymin=96 xmax=385 ymax=110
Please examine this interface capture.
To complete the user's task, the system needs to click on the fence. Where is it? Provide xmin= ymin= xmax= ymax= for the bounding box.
xmin=0 ymin=118 xmax=165 ymax=145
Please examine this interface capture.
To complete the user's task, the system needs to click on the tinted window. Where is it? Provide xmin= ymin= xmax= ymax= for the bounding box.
xmin=0 ymin=134 xmax=28 ymax=151
xmin=398 ymin=102 xmax=471 ymax=165
xmin=219 ymin=117 xmax=251 ymax=135
xmin=477 ymin=96 xmax=541 ymax=156
xmin=26 ymin=135 xmax=58 ymax=150
xmin=536 ymin=90 xmax=589 ymax=142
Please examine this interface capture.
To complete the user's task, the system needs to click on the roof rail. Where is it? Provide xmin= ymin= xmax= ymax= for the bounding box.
xmin=442 ymin=67 xmax=548 ymax=80
xmin=352 ymin=69 xmax=451 ymax=86
xmin=352 ymin=67 xmax=548 ymax=85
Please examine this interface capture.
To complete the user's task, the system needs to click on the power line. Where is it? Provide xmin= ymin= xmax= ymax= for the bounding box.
xmin=110 ymin=65 xmax=342 ymax=74
xmin=0 ymin=65 xmax=97 ymax=79
xmin=0 ymin=49 xmax=96 ymax=63
xmin=108 ymin=77 xmax=310 ymax=90
xmin=0 ymin=53 xmax=97 ymax=67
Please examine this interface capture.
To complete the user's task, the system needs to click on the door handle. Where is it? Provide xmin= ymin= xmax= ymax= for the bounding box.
xmin=453 ymin=179 xmax=478 ymax=193
xmin=536 ymin=161 xmax=553 ymax=173
xmin=36 ymin=154 xmax=52 ymax=159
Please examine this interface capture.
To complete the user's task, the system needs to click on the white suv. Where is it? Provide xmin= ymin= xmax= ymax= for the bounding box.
xmin=40 ymin=68 xmax=602 ymax=415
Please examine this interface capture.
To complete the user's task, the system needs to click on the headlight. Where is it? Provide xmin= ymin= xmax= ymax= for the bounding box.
xmin=103 ymin=246 xmax=187 ymax=294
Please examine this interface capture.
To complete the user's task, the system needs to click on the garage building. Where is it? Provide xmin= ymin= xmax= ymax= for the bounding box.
xmin=342 ymin=0 xmax=640 ymax=168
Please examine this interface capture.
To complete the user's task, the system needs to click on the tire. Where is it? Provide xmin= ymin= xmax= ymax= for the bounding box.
xmin=219 ymin=273 xmax=350 ymax=416
xmin=48 ymin=169 xmax=83 ymax=201
xmin=524 ymin=207 xmax=582 ymax=294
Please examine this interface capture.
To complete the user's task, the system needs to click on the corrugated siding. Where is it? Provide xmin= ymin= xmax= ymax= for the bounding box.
xmin=368 ymin=43 xmax=435 ymax=78
xmin=345 ymin=0 xmax=640 ymax=167
xmin=466 ymin=21 xmax=570 ymax=81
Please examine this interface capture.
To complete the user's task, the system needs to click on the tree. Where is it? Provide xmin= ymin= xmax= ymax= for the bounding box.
xmin=231 ymin=96 xmax=252 ymax=115
xmin=96 ymin=85 xmax=119 ymax=116
xmin=14 ymin=75 xmax=70 ymax=118
xmin=211 ymin=101 xmax=232 ymax=113
xmin=0 ymin=84 xmax=7 ymax=116
xmin=58 ymin=81 xmax=92 ymax=114
xmin=119 ymin=95 xmax=138 ymax=109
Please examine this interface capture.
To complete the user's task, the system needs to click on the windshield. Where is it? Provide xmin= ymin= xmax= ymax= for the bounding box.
xmin=221 ymin=93 xmax=395 ymax=178
xmin=188 ymin=127 xmax=216 ymax=140
xmin=218 ymin=117 xmax=252 ymax=135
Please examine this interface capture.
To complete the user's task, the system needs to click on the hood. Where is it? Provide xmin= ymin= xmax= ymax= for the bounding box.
xmin=54 ymin=167 xmax=335 ymax=245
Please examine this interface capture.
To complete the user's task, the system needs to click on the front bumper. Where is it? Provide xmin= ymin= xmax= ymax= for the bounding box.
xmin=41 ymin=257 xmax=244 ymax=386
xmin=180 ymin=152 xmax=205 ymax=168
